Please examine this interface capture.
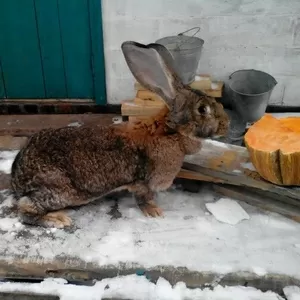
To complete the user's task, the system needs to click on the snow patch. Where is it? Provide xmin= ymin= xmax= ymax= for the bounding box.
xmin=203 ymin=139 xmax=229 ymax=149
xmin=0 ymin=274 xmax=285 ymax=300
xmin=0 ymin=150 xmax=19 ymax=174
xmin=67 ymin=121 xmax=82 ymax=127
xmin=206 ymin=198 xmax=250 ymax=225
xmin=211 ymin=82 xmax=219 ymax=90
xmin=241 ymin=162 xmax=256 ymax=171
xmin=284 ymin=286 xmax=300 ymax=300
xmin=195 ymin=75 xmax=210 ymax=81
xmin=0 ymin=217 xmax=19 ymax=232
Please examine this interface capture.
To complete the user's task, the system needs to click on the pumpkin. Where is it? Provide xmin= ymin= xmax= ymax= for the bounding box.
xmin=244 ymin=114 xmax=300 ymax=186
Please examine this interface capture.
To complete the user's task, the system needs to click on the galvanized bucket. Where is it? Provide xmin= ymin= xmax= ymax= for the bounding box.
xmin=155 ymin=27 xmax=204 ymax=85
xmin=228 ymin=69 xmax=277 ymax=123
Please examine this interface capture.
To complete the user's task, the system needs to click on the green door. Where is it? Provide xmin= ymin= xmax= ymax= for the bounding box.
xmin=0 ymin=0 xmax=106 ymax=104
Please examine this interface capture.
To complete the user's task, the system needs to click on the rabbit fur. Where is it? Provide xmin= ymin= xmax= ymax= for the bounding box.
xmin=10 ymin=41 xmax=229 ymax=228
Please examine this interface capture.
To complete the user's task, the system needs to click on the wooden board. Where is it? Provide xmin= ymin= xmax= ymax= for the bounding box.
xmin=183 ymin=139 xmax=300 ymax=203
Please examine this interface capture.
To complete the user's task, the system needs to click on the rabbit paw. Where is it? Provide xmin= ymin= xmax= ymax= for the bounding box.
xmin=139 ymin=200 xmax=164 ymax=218
xmin=41 ymin=211 xmax=72 ymax=229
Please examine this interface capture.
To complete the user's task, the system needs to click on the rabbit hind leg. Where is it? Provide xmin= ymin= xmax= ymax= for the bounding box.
xmin=17 ymin=189 xmax=72 ymax=228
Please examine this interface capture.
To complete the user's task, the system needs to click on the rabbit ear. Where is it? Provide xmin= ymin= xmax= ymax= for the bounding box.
xmin=121 ymin=41 xmax=180 ymax=107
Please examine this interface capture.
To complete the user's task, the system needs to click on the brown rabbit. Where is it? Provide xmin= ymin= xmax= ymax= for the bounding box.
xmin=10 ymin=41 xmax=229 ymax=228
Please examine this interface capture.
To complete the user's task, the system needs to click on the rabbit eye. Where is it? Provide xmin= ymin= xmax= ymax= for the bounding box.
xmin=198 ymin=105 xmax=209 ymax=115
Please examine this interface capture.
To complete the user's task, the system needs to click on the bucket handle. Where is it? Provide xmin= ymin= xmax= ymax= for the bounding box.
xmin=175 ymin=27 xmax=201 ymax=50
xmin=178 ymin=27 xmax=200 ymax=37
xmin=229 ymin=69 xmax=278 ymax=85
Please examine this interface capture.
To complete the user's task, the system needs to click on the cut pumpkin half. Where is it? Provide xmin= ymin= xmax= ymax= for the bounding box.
xmin=244 ymin=114 xmax=300 ymax=186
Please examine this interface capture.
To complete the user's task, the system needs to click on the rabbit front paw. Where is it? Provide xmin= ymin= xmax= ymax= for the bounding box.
xmin=139 ymin=200 xmax=164 ymax=218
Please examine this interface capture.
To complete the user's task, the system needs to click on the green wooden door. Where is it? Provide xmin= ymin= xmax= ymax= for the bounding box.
xmin=0 ymin=0 xmax=106 ymax=104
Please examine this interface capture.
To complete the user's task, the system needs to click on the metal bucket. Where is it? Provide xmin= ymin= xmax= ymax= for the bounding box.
xmin=155 ymin=27 xmax=204 ymax=85
xmin=228 ymin=69 xmax=277 ymax=123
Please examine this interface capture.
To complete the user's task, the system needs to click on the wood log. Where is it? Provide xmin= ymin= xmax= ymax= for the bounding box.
xmin=213 ymin=184 xmax=300 ymax=223
xmin=183 ymin=139 xmax=300 ymax=205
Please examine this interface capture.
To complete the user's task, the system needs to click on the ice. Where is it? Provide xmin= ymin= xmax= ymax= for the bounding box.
xmin=206 ymin=197 xmax=250 ymax=225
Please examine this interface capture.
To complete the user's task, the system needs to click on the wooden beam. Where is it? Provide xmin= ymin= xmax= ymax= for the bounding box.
xmin=183 ymin=139 xmax=300 ymax=204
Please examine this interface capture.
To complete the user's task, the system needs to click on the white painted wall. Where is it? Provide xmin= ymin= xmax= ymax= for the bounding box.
xmin=102 ymin=0 xmax=300 ymax=106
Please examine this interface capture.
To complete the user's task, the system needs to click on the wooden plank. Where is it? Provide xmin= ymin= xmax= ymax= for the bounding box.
xmin=134 ymin=74 xmax=212 ymax=91
xmin=35 ymin=0 xmax=67 ymax=98
xmin=57 ymin=0 xmax=93 ymax=98
xmin=0 ymin=59 xmax=6 ymax=99
xmin=213 ymin=184 xmax=300 ymax=223
xmin=88 ymin=0 xmax=107 ymax=104
xmin=177 ymin=169 xmax=226 ymax=184
xmin=0 ymin=0 xmax=45 ymax=98
xmin=183 ymin=139 xmax=300 ymax=202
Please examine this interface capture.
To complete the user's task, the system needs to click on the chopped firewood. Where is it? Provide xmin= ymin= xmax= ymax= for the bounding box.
xmin=136 ymin=90 xmax=164 ymax=103
xmin=121 ymin=100 xmax=168 ymax=117
xmin=189 ymin=74 xmax=212 ymax=90
xmin=202 ymin=81 xmax=224 ymax=98
xmin=133 ymin=97 xmax=164 ymax=106
xmin=134 ymin=74 xmax=212 ymax=91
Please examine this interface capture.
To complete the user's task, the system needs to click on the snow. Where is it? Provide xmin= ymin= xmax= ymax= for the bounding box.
xmin=202 ymin=138 xmax=229 ymax=149
xmin=205 ymin=198 xmax=250 ymax=225
xmin=241 ymin=162 xmax=256 ymax=171
xmin=67 ymin=121 xmax=82 ymax=127
xmin=0 ymin=150 xmax=300 ymax=284
xmin=211 ymin=82 xmax=219 ymax=90
xmin=284 ymin=286 xmax=300 ymax=300
xmin=0 ymin=274 xmax=285 ymax=300
xmin=0 ymin=150 xmax=18 ymax=174
xmin=195 ymin=75 xmax=210 ymax=81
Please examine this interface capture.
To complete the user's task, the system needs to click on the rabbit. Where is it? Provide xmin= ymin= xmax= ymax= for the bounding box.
xmin=10 ymin=41 xmax=230 ymax=228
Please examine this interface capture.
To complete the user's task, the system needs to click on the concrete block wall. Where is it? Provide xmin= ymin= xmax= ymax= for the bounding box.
xmin=102 ymin=0 xmax=300 ymax=106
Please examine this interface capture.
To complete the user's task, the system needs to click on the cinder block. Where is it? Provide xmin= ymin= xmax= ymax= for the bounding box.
xmin=106 ymin=76 xmax=135 ymax=104
xmin=282 ymin=77 xmax=300 ymax=106
xmin=268 ymin=0 xmax=300 ymax=15
xmin=159 ymin=16 xmax=294 ymax=48
xmin=103 ymin=18 xmax=160 ymax=50
xmin=292 ymin=17 xmax=300 ymax=46
xmin=102 ymin=0 xmax=165 ymax=19
xmin=104 ymin=49 xmax=131 ymax=79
